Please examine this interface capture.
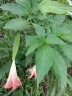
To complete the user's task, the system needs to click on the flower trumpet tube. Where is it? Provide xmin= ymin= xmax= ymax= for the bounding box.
xmin=28 ymin=65 xmax=36 ymax=79
xmin=3 ymin=60 xmax=22 ymax=90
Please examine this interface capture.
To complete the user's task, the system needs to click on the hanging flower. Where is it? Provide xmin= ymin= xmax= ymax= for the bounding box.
xmin=28 ymin=65 xmax=36 ymax=79
xmin=3 ymin=60 xmax=22 ymax=90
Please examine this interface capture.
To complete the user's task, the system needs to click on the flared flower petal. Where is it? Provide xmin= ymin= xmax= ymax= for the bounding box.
xmin=3 ymin=60 xmax=22 ymax=90
xmin=28 ymin=65 xmax=36 ymax=79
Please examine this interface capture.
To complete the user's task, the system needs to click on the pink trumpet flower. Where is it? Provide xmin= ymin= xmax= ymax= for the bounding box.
xmin=3 ymin=60 xmax=22 ymax=90
xmin=28 ymin=65 xmax=36 ymax=79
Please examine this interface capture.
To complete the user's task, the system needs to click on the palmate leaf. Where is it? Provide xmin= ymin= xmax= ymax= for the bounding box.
xmin=60 ymin=45 xmax=72 ymax=61
xmin=26 ymin=37 xmax=41 ymax=56
xmin=36 ymin=43 xmax=54 ymax=86
xmin=45 ymin=34 xmax=66 ymax=45
xmin=4 ymin=18 xmax=29 ymax=30
xmin=0 ymin=3 xmax=27 ymax=16
xmin=38 ymin=0 xmax=72 ymax=14
xmin=52 ymin=48 xmax=67 ymax=86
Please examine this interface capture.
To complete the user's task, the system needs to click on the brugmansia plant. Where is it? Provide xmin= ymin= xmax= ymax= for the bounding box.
xmin=0 ymin=0 xmax=72 ymax=95
xmin=3 ymin=32 xmax=22 ymax=90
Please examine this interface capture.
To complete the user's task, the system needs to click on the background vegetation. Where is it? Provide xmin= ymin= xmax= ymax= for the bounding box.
xmin=0 ymin=0 xmax=72 ymax=96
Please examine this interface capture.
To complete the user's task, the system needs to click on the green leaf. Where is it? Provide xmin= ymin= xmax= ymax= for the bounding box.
xmin=52 ymin=26 xmax=71 ymax=36
xmin=31 ymin=0 xmax=38 ymax=13
xmin=26 ymin=37 xmax=41 ymax=56
xmin=51 ymin=81 xmax=56 ymax=96
xmin=26 ymin=36 xmax=37 ymax=47
xmin=4 ymin=18 xmax=29 ymax=30
xmin=0 ymin=20 xmax=8 ymax=28
xmin=63 ymin=56 xmax=71 ymax=68
xmin=61 ymin=33 xmax=72 ymax=42
xmin=36 ymin=14 xmax=48 ymax=20
xmin=36 ymin=44 xmax=54 ymax=86
xmin=0 ymin=61 xmax=11 ymax=79
xmin=0 ymin=53 xmax=8 ymax=60
xmin=57 ymin=85 xmax=65 ymax=96
xmin=12 ymin=33 xmax=20 ymax=60
xmin=15 ymin=90 xmax=23 ymax=96
xmin=0 ymin=3 xmax=27 ymax=16
xmin=15 ymin=0 xmax=31 ymax=11
xmin=54 ymin=15 xmax=65 ymax=23
xmin=66 ymin=94 xmax=69 ymax=96
xmin=33 ymin=23 xmax=45 ymax=39
xmin=45 ymin=34 xmax=66 ymax=45
xmin=53 ymin=15 xmax=65 ymax=26
xmin=52 ymin=48 xmax=67 ymax=86
xmin=39 ymin=0 xmax=72 ymax=14
xmin=60 ymin=45 xmax=72 ymax=61
xmin=26 ymin=53 xmax=34 ymax=64
xmin=67 ymin=78 xmax=72 ymax=89
xmin=66 ymin=22 xmax=72 ymax=30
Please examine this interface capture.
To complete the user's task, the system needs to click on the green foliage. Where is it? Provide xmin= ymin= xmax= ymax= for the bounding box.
xmin=4 ymin=18 xmax=29 ymax=30
xmin=33 ymin=23 xmax=45 ymax=39
xmin=16 ymin=0 xmax=31 ymax=10
xmin=38 ymin=0 xmax=72 ymax=14
xmin=36 ymin=44 xmax=54 ymax=86
xmin=0 ymin=0 xmax=72 ymax=95
xmin=61 ymin=33 xmax=72 ymax=42
xmin=0 ymin=3 xmax=27 ymax=16
xmin=26 ymin=37 xmax=41 ymax=56
xmin=52 ymin=48 xmax=67 ymax=86
xmin=31 ymin=0 xmax=38 ymax=13
xmin=60 ymin=45 xmax=72 ymax=60
xmin=26 ymin=36 xmax=37 ymax=47
xmin=45 ymin=34 xmax=66 ymax=45
xmin=0 ymin=61 xmax=11 ymax=79
xmin=12 ymin=32 xmax=20 ymax=60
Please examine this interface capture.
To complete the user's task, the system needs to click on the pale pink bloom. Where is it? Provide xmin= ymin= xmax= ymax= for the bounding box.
xmin=3 ymin=60 xmax=22 ymax=90
xmin=28 ymin=65 xmax=36 ymax=79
